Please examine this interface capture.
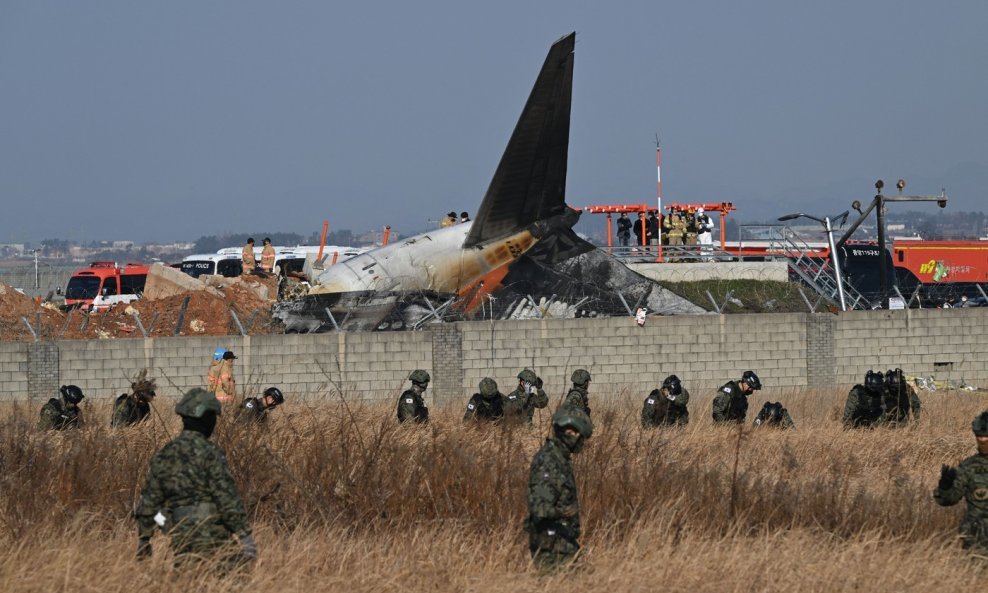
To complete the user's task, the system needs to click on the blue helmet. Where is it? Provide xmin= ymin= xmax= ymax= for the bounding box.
xmin=213 ymin=347 xmax=227 ymax=361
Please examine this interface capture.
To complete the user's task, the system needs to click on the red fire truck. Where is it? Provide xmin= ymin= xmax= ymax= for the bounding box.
xmin=63 ymin=262 xmax=150 ymax=310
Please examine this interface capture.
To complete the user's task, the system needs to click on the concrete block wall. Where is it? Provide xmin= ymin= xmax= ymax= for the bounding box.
xmin=2 ymin=308 xmax=986 ymax=405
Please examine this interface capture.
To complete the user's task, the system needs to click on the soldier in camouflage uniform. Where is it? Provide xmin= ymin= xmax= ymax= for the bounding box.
xmin=933 ymin=410 xmax=988 ymax=559
xmin=236 ymin=387 xmax=285 ymax=425
xmin=503 ymin=369 xmax=549 ymax=424
xmin=38 ymin=385 xmax=85 ymax=431
xmin=562 ymin=369 xmax=592 ymax=418
xmin=881 ymin=368 xmax=921 ymax=424
xmin=525 ymin=407 xmax=593 ymax=572
xmin=842 ymin=371 xmax=885 ymax=428
xmin=712 ymin=370 xmax=761 ymax=424
xmin=641 ymin=374 xmax=690 ymax=427
xmin=135 ymin=388 xmax=256 ymax=567
xmin=752 ymin=401 xmax=795 ymax=429
xmin=397 ymin=369 xmax=430 ymax=423
xmin=112 ymin=371 xmax=156 ymax=428
xmin=463 ymin=378 xmax=504 ymax=423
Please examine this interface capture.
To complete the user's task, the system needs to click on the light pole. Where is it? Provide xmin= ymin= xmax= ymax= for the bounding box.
xmin=33 ymin=249 xmax=40 ymax=289
xmin=778 ymin=211 xmax=849 ymax=311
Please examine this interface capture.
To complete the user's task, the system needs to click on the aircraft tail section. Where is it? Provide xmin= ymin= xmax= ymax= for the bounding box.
xmin=464 ymin=32 xmax=575 ymax=249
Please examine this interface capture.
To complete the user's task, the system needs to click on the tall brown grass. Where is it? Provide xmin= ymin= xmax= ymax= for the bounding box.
xmin=1 ymin=386 xmax=986 ymax=592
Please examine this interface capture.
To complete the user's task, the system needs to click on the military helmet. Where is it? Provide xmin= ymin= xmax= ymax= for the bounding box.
xmin=552 ymin=407 xmax=593 ymax=439
xmin=175 ymin=388 xmax=222 ymax=418
xmin=517 ymin=369 xmax=538 ymax=384
xmin=763 ymin=401 xmax=784 ymax=423
xmin=60 ymin=384 xmax=84 ymax=404
xmin=973 ymin=411 xmax=988 ymax=436
xmin=885 ymin=368 xmax=904 ymax=389
xmin=571 ymin=368 xmax=592 ymax=386
xmin=213 ymin=347 xmax=227 ymax=361
xmin=479 ymin=377 xmax=499 ymax=397
xmin=662 ymin=374 xmax=682 ymax=396
xmin=741 ymin=370 xmax=762 ymax=391
xmin=864 ymin=370 xmax=884 ymax=391
xmin=263 ymin=386 xmax=285 ymax=405
xmin=409 ymin=369 xmax=431 ymax=385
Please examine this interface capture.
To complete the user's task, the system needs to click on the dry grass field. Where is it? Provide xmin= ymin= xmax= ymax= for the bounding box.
xmin=1 ymin=385 xmax=987 ymax=592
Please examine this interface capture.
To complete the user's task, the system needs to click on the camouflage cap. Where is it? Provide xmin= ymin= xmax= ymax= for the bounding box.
xmin=175 ymin=388 xmax=222 ymax=418
xmin=571 ymin=368 xmax=591 ymax=386
xmin=517 ymin=369 xmax=538 ymax=384
xmin=552 ymin=406 xmax=593 ymax=439
xmin=409 ymin=369 xmax=431 ymax=384
xmin=973 ymin=411 xmax=988 ymax=436
xmin=479 ymin=377 xmax=498 ymax=397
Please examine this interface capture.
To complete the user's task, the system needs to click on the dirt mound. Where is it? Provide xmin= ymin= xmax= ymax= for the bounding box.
xmin=0 ymin=276 xmax=283 ymax=342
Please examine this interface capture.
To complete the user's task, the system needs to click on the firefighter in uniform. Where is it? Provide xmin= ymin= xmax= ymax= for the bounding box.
xmin=215 ymin=350 xmax=237 ymax=404
xmin=259 ymin=238 xmax=276 ymax=273
xmin=206 ymin=347 xmax=225 ymax=394
xmin=241 ymin=238 xmax=256 ymax=273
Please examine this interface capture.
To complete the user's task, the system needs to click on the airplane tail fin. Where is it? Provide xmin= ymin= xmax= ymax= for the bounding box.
xmin=463 ymin=32 xmax=575 ymax=249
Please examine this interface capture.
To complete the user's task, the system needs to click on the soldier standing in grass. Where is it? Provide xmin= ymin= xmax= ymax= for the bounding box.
xmin=752 ymin=401 xmax=795 ymax=429
xmin=882 ymin=368 xmax=921 ymax=424
xmin=237 ymin=387 xmax=285 ymax=425
xmin=112 ymin=371 xmax=156 ymax=427
xmin=712 ymin=370 xmax=761 ymax=424
xmin=842 ymin=371 xmax=885 ymax=428
xmin=933 ymin=410 xmax=988 ymax=560
xmin=463 ymin=377 xmax=504 ymax=423
xmin=39 ymin=385 xmax=85 ymax=431
xmin=525 ymin=407 xmax=593 ymax=572
xmin=503 ymin=369 xmax=549 ymax=424
xmin=562 ymin=369 xmax=592 ymax=418
xmin=397 ymin=369 xmax=430 ymax=423
xmin=135 ymin=388 xmax=256 ymax=567
xmin=641 ymin=374 xmax=690 ymax=427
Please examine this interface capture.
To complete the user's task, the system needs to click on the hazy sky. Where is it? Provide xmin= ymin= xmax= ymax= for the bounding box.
xmin=2 ymin=1 xmax=986 ymax=244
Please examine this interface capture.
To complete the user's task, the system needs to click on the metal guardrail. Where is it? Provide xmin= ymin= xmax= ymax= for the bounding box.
xmin=600 ymin=244 xmax=737 ymax=263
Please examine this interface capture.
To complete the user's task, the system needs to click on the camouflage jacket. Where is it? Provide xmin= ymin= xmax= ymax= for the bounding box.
xmin=111 ymin=394 xmax=151 ymax=427
xmin=842 ymin=385 xmax=884 ymax=427
xmin=38 ymin=398 xmax=81 ymax=431
xmin=397 ymin=388 xmax=428 ymax=423
xmin=562 ymin=386 xmax=590 ymax=418
xmin=525 ymin=436 xmax=580 ymax=542
xmin=641 ymin=388 xmax=690 ymax=427
xmin=881 ymin=384 xmax=921 ymax=424
xmin=752 ymin=406 xmax=795 ymax=430
xmin=236 ymin=397 xmax=269 ymax=425
xmin=135 ymin=430 xmax=250 ymax=553
xmin=934 ymin=453 xmax=988 ymax=553
xmin=712 ymin=381 xmax=747 ymax=423
xmin=463 ymin=393 xmax=504 ymax=423
xmin=503 ymin=385 xmax=549 ymax=424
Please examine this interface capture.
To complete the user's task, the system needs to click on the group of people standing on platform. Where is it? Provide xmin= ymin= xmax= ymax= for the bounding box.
xmin=615 ymin=208 xmax=713 ymax=257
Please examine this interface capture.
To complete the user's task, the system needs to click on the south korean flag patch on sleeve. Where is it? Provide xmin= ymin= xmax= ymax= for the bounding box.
xmin=405 ymin=398 xmax=414 ymax=404
xmin=646 ymin=398 xmax=655 ymax=405
xmin=467 ymin=403 xmax=475 ymax=410
xmin=723 ymin=386 xmax=732 ymax=393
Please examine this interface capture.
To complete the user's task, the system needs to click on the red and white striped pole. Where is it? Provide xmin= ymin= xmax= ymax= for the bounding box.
xmin=655 ymin=138 xmax=664 ymax=262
